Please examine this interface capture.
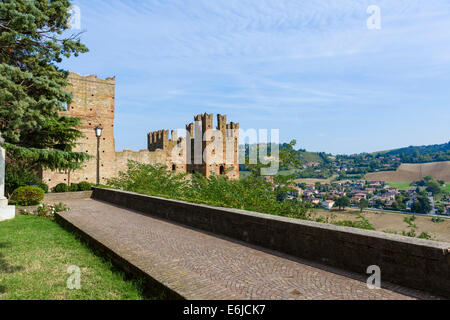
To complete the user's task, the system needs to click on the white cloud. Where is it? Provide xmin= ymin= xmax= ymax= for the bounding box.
xmin=64 ymin=0 xmax=450 ymax=154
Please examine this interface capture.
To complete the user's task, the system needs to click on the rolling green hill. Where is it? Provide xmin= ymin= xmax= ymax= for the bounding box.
xmin=296 ymin=151 xmax=323 ymax=163
xmin=239 ymin=141 xmax=450 ymax=180
xmin=374 ymin=141 xmax=450 ymax=163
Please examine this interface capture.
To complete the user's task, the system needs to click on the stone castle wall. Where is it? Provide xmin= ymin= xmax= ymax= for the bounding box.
xmin=42 ymin=73 xmax=239 ymax=188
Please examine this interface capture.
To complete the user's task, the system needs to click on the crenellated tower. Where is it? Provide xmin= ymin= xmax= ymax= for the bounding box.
xmin=185 ymin=113 xmax=239 ymax=179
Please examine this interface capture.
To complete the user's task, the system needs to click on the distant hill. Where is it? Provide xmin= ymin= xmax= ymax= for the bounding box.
xmin=239 ymin=141 xmax=450 ymax=180
xmin=239 ymin=143 xmax=330 ymax=174
xmin=296 ymin=150 xmax=326 ymax=164
xmin=365 ymin=161 xmax=450 ymax=183
xmin=374 ymin=141 xmax=450 ymax=163
xmin=239 ymin=143 xmax=328 ymax=164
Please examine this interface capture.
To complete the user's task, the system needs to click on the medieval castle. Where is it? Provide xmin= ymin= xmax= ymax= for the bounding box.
xmin=42 ymin=73 xmax=239 ymax=188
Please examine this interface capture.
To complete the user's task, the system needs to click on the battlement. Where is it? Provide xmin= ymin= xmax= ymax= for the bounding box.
xmin=147 ymin=129 xmax=180 ymax=151
xmin=226 ymin=122 xmax=239 ymax=137
xmin=186 ymin=123 xmax=194 ymax=139
xmin=193 ymin=113 xmax=214 ymax=135
xmin=217 ymin=114 xmax=227 ymax=131
xmin=190 ymin=113 xmax=239 ymax=137
xmin=68 ymin=72 xmax=116 ymax=85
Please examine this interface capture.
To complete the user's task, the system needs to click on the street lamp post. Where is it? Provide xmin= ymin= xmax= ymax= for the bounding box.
xmin=95 ymin=125 xmax=103 ymax=185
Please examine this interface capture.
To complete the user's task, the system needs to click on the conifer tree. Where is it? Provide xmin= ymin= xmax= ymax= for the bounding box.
xmin=0 ymin=0 xmax=89 ymax=170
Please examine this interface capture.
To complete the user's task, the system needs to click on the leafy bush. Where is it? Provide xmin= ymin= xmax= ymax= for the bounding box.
xmin=11 ymin=186 xmax=45 ymax=206
xmin=25 ymin=183 xmax=49 ymax=194
xmin=418 ymin=232 xmax=433 ymax=240
xmin=402 ymin=229 xmax=417 ymax=238
xmin=431 ymin=217 xmax=444 ymax=223
xmin=107 ymin=161 xmax=311 ymax=220
xmin=36 ymin=202 xmax=70 ymax=217
xmin=69 ymin=183 xmax=79 ymax=192
xmin=52 ymin=183 xmax=69 ymax=193
xmin=400 ymin=215 xmax=434 ymax=240
xmin=4 ymin=153 xmax=42 ymax=196
xmin=36 ymin=182 xmax=49 ymax=193
xmin=20 ymin=202 xmax=70 ymax=217
xmin=54 ymin=202 xmax=70 ymax=212
xmin=333 ymin=214 xmax=375 ymax=230
xmin=77 ymin=181 xmax=93 ymax=191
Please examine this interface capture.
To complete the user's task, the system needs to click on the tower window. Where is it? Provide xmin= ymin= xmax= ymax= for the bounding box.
xmin=220 ymin=165 xmax=225 ymax=175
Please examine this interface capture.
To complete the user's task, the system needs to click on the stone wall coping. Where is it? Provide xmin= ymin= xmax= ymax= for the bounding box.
xmin=44 ymin=190 xmax=93 ymax=201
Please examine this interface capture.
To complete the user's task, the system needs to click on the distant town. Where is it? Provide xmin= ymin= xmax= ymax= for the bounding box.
xmin=278 ymin=177 xmax=450 ymax=216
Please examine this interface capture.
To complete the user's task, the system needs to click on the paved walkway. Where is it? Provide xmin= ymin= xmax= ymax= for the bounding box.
xmin=59 ymin=198 xmax=436 ymax=300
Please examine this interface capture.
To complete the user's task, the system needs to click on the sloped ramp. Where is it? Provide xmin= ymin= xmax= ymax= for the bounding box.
xmin=56 ymin=198 xmax=436 ymax=300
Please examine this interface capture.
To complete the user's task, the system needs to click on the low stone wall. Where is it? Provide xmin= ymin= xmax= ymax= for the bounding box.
xmin=92 ymin=188 xmax=450 ymax=298
xmin=44 ymin=190 xmax=93 ymax=202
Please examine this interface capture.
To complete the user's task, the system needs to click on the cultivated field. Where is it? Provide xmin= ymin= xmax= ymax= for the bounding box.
xmin=312 ymin=208 xmax=450 ymax=243
xmin=385 ymin=181 xmax=413 ymax=190
xmin=294 ymin=174 xmax=339 ymax=185
xmin=365 ymin=161 xmax=450 ymax=182
xmin=295 ymin=178 xmax=333 ymax=184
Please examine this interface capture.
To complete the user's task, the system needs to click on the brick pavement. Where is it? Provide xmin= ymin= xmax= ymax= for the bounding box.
xmin=58 ymin=198 xmax=438 ymax=300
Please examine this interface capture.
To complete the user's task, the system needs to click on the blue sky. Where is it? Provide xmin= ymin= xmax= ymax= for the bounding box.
xmin=60 ymin=0 xmax=450 ymax=154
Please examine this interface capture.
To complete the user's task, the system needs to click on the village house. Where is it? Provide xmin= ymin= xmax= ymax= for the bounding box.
xmin=321 ymin=200 xmax=335 ymax=210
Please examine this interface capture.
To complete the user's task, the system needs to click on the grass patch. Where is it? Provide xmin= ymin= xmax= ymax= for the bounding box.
xmin=0 ymin=215 xmax=145 ymax=300
xmin=277 ymin=169 xmax=298 ymax=176
xmin=442 ymin=184 xmax=450 ymax=193
xmin=387 ymin=181 xmax=449 ymax=193
xmin=386 ymin=181 xmax=413 ymax=190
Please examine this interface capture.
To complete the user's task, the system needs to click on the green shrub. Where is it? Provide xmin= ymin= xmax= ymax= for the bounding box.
xmin=107 ymin=161 xmax=311 ymax=220
xmin=37 ymin=183 xmax=49 ymax=193
xmin=11 ymin=186 xmax=45 ymax=206
xmin=5 ymin=156 xmax=42 ymax=196
xmin=36 ymin=202 xmax=70 ymax=217
xmin=77 ymin=181 xmax=92 ymax=191
xmin=54 ymin=202 xmax=70 ymax=212
xmin=27 ymin=183 xmax=49 ymax=194
xmin=418 ymin=232 xmax=433 ymax=240
xmin=69 ymin=183 xmax=79 ymax=192
xmin=431 ymin=217 xmax=444 ymax=223
xmin=52 ymin=183 xmax=69 ymax=193
xmin=333 ymin=214 xmax=376 ymax=231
